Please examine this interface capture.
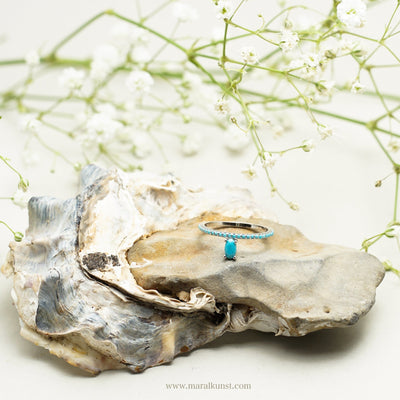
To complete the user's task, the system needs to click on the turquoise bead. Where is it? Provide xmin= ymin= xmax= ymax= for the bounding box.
xmin=224 ymin=238 xmax=237 ymax=260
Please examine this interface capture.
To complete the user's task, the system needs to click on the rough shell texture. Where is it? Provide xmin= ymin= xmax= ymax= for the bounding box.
xmin=1 ymin=165 xmax=384 ymax=374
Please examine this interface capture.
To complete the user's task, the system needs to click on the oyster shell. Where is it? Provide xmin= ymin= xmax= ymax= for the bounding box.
xmin=1 ymin=165 xmax=385 ymax=374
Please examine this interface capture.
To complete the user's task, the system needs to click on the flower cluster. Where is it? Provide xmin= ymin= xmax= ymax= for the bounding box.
xmin=337 ymin=0 xmax=367 ymax=28
xmin=1 ymin=0 xmax=400 ymax=274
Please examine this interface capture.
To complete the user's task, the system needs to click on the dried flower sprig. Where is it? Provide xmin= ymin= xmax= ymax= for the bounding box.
xmin=0 ymin=0 xmax=400 ymax=274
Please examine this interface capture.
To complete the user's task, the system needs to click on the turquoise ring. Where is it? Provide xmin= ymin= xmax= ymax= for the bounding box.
xmin=198 ymin=221 xmax=274 ymax=261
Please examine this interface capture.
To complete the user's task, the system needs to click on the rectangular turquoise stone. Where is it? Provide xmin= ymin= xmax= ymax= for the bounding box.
xmin=224 ymin=238 xmax=237 ymax=260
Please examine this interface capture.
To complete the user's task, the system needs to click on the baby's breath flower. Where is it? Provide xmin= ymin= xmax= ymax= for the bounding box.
xmin=271 ymin=124 xmax=284 ymax=137
xmin=18 ymin=177 xmax=29 ymax=192
xmin=279 ymin=30 xmax=299 ymax=53
xmin=241 ymin=164 xmax=257 ymax=180
xmin=173 ymin=2 xmax=198 ymax=22
xmin=322 ymin=44 xmax=338 ymax=60
xmin=211 ymin=26 xmax=225 ymax=41
xmin=339 ymin=38 xmax=362 ymax=54
xmin=182 ymin=114 xmax=191 ymax=123
xmin=182 ymin=71 xmax=203 ymax=89
xmin=131 ymin=132 xmax=152 ymax=159
xmin=317 ymin=124 xmax=334 ymax=139
xmin=22 ymin=149 xmax=39 ymax=167
xmin=283 ymin=18 xmax=293 ymax=29
xmin=351 ymin=80 xmax=365 ymax=93
xmin=288 ymin=53 xmax=325 ymax=80
xmin=73 ymin=162 xmax=82 ymax=172
xmin=317 ymin=80 xmax=335 ymax=96
xmin=302 ymin=139 xmax=315 ymax=152
xmin=90 ymin=62 xmax=111 ymax=82
xmin=110 ymin=23 xmax=147 ymax=47
xmin=25 ymin=49 xmax=40 ymax=67
xmin=84 ymin=113 xmax=123 ymax=146
xmin=96 ymin=103 xmax=117 ymax=119
xmin=110 ymin=23 xmax=133 ymax=45
xmin=223 ymin=127 xmax=250 ymax=152
xmin=124 ymin=100 xmax=136 ymax=112
xmin=215 ymin=1 xmax=233 ymax=20
xmin=181 ymin=132 xmax=202 ymax=156
xmin=130 ymin=46 xmax=151 ymax=64
xmin=289 ymin=201 xmax=300 ymax=211
xmin=130 ymin=28 xmax=149 ymax=45
xmin=93 ymin=44 xmax=121 ymax=66
xmin=20 ymin=115 xmax=42 ymax=133
xmin=90 ymin=44 xmax=122 ymax=82
xmin=58 ymin=67 xmax=85 ymax=93
xmin=261 ymin=153 xmax=278 ymax=168
xmin=240 ymin=46 xmax=258 ymax=64
xmin=126 ymin=70 xmax=154 ymax=96
xmin=14 ymin=232 xmax=24 ymax=242
xmin=12 ymin=188 xmax=30 ymax=209
xmin=386 ymin=223 xmax=400 ymax=238
xmin=304 ymin=95 xmax=314 ymax=104
xmin=388 ymin=139 xmax=400 ymax=153
xmin=303 ymin=53 xmax=323 ymax=70
xmin=214 ymin=98 xmax=230 ymax=116
xmin=116 ymin=126 xmax=133 ymax=143
xmin=337 ymin=0 xmax=367 ymax=28
xmin=288 ymin=58 xmax=304 ymax=71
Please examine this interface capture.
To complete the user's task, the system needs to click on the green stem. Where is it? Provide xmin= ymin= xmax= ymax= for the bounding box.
xmin=41 ymin=120 xmax=73 ymax=137
xmin=383 ymin=2 xmax=399 ymax=38
xmin=381 ymin=42 xmax=400 ymax=64
xmin=146 ymin=21 xmax=180 ymax=64
xmin=189 ymin=57 xmax=239 ymax=104
xmin=0 ymin=58 xmax=26 ymax=66
xmin=237 ymin=87 xmax=400 ymax=138
xmin=194 ymin=32 xmax=253 ymax=52
xmin=49 ymin=11 xmax=108 ymax=56
xmin=0 ymin=220 xmax=17 ymax=235
xmin=262 ymin=5 xmax=315 ymax=29
xmin=338 ymin=30 xmax=380 ymax=44
xmin=230 ymin=0 xmax=247 ymax=20
xmin=369 ymin=128 xmax=396 ymax=165
xmin=394 ymin=173 xmax=399 ymax=221
xmin=375 ymin=104 xmax=400 ymax=124
xmin=141 ymin=0 xmax=173 ymax=22
xmin=38 ymin=95 xmax=70 ymax=119
xmin=109 ymin=11 xmax=187 ymax=53
xmin=367 ymin=69 xmax=390 ymax=116
xmin=362 ymin=233 xmax=385 ymax=250
xmin=385 ymin=264 xmax=400 ymax=276
xmin=226 ymin=19 xmax=278 ymax=46
xmin=0 ymin=156 xmax=24 ymax=181
xmin=286 ymin=77 xmax=317 ymax=124
xmin=33 ymin=133 xmax=74 ymax=165
xmin=307 ymin=107 xmax=400 ymax=138
xmin=222 ymin=20 xmax=229 ymax=64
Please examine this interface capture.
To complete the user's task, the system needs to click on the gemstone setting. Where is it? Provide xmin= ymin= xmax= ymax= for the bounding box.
xmin=224 ymin=238 xmax=237 ymax=260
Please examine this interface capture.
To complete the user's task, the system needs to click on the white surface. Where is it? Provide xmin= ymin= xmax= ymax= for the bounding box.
xmin=1 ymin=1 xmax=399 ymax=399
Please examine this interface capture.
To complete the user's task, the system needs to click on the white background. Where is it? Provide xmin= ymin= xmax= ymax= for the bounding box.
xmin=1 ymin=1 xmax=399 ymax=399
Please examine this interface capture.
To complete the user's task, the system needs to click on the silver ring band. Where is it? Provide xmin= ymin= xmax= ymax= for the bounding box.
xmin=198 ymin=220 xmax=274 ymax=261
xmin=198 ymin=221 xmax=273 ymax=239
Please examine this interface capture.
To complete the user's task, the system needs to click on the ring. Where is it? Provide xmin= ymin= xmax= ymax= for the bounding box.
xmin=198 ymin=221 xmax=274 ymax=261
